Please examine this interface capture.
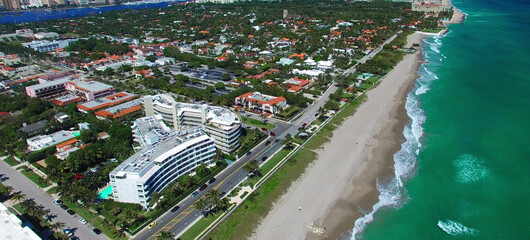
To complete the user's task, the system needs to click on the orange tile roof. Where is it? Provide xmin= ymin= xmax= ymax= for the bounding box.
xmin=288 ymin=85 xmax=303 ymax=92
xmin=56 ymin=138 xmax=78 ymax=149
xmin=95 ymin=105 xmax=142 ymax=119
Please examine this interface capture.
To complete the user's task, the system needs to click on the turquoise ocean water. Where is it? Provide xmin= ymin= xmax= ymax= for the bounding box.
xmin=348 ymin=0 xmax=530 ymax=239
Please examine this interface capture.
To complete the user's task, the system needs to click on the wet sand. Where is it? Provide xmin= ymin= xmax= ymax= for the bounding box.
xmin=253 ymin=33 xmax=426 ymax=240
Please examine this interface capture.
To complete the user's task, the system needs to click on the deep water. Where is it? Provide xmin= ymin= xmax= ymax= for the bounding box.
xmin=350 ymin=0 xmax=530 ymax=239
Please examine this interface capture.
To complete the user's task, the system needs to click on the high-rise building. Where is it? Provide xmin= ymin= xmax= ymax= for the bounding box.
xmin=110 ymin=122 xmax=215 ymax=208
xmin=143 ymin=94 xmax=242 ymax=153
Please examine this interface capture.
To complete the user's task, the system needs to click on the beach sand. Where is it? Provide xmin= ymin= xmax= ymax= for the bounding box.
xmin=252 ymin=33 xmax=425 ymax=240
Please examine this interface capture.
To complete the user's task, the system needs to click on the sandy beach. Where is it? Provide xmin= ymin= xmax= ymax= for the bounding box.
xmin=252 ymin=33 xmax=425 ymax=240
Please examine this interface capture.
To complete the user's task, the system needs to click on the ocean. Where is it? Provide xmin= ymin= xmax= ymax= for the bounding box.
xmin=349 ymin=0 xmax=530 ymax=239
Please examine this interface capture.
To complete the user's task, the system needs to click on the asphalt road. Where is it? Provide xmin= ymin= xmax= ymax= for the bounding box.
xmin=134 ymin=31 xmax=397 ymax=239
xmin=0 ymin=158 xmax=108 ymax=240
xmin=134 ymin=82 xmax=339 ymax=240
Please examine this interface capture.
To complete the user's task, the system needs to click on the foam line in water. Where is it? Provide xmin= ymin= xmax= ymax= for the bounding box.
xmin=437 ymin=220 xmax=478 ymax=236
xmin=348 ymin=36 xmax=443 ymax=240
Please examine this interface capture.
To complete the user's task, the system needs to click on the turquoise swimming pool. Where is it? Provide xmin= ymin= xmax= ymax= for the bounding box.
xmin=98 ymin=186 xmax=112 ymax=199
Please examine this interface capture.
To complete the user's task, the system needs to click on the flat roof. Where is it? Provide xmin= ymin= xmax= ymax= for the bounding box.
xmin=67 ymin=80 xmax=114 ymax=93
xmin=26 ymin=78 xmax=70 ymax=91
xmin=78 ymin=92 xmax=137 ymax=111
xmin=110 ymin=127 xmax=208 ymax=176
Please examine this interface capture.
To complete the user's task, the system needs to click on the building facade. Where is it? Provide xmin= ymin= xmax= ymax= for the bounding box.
xmin=109 ymin=127 xmax=215 ymax=208
xmin=143 ymin=94 xmax=242 ymax=153
xmin=235 ymin=92 xmax=287 ymax=114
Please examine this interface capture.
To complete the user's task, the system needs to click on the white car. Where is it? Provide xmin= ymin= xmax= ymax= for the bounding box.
xmin=79 ymin=219 xmax=87 ymax=225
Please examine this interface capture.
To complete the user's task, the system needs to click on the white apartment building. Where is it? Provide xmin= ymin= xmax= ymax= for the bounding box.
xmin=109 ymin=127 xmax=215 ymax=208
xmin=143 ymin=94 xmax=242 ymax=153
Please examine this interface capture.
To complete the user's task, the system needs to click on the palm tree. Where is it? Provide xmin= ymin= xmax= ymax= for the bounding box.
xmin=157 ymin=231 xmax=175 ymax=240
xmin=243 ymin=160 xmax=261 ymax=177
xmin=1 ymin=186 xmax=13 ymax=197
xmin=51 ymin=222 xmax=65 ymax=233
xmin=205 ymin=189 xmax=221 ymax=210
xmin=193 ymin=198 xmax=210 ymax=213
xmin=11 ymin=193 xmax=25 ymax=204
xmin=282 ymin=134 xmax=295 ymax=150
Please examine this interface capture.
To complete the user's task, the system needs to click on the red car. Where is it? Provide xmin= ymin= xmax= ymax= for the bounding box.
xmin=199 ymin=184 xmax=208 ymax=191
xmin=261 ymin=128 xmax=268 ymax=131
xmin=270 ymin=131 xmax=276 ymax=136
xmin=302 ymin=123 xmax=308 ymax=128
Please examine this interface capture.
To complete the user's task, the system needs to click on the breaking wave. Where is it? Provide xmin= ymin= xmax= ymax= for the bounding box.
xmin=437 ymin=219 xmax=478 ymax=236
xmin=348 ymin=36 xmax=443 ymax=240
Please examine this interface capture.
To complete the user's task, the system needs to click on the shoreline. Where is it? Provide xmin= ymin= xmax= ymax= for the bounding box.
xmin=253 ymin=32 xmax=426 ymax=240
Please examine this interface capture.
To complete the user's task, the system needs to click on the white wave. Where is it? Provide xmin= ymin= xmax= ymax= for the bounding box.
xmin=348 ymin=35 xmax=443 ymax=240
xmin=437 ymin=220 xmax=478 ymax=236
xmin=454 ymin=154 xmax=489 ymax=183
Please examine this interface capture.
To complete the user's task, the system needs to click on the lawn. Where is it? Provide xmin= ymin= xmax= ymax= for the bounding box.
xmin=61 ymin=199 xmax=128 ymax=240
xmin=260 ymin=149 xmax=291 ymax=175
xmin=241 ymin=117 xmax=276 ymax=130
xmin=46 ymin=187 xmax=58 ymax=194
xmin=179 ymin=206 xmax=232 ymax=240
xmin=3 ymin=156 xmax=20 ymax=166
xmin=20 ymin=169 xmax=50 ymax=188
xmin=206 ymin=96 xmax=366 ymax=240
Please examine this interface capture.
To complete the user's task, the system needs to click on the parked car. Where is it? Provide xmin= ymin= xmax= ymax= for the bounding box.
xmin=199 ymin=184 xmax=208 ymax=191
xmin=208 ymin=177 xmax=216 ymax=184
xmin=54 ymin=199 xmax=63 ymax=206
xmin=246 ymin=151 xmax=252 ymax=156
xmin=302 ymin=123 xmax=308 ymax=128
xmin=148 ymin=222 xmax=157 ymax=229
xmin=261 ymin=127 xmax=268 ymax=131
xmin=261 ymin=156 xmax=268 ymax=162
xmin=79 ymin=219 xmax=87 ymax=224
xmin=67 ymin=210 xmax=75 ymax=215
xmin=60 ymin=205 xmax=69 ymax=210
xmin=92 ymin=228 xmax=102 ymax=234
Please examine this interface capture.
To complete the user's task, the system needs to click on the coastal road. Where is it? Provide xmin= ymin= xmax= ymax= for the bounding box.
xmin=135 ymin=80 xmax=340 ymax=240
xmin=0 ymin=158 xmax=108 ymax=240
xmin=343 ymin=31 xmax=402 ymax=76
xmin=133 ymin=136 xmax=285 ymax=240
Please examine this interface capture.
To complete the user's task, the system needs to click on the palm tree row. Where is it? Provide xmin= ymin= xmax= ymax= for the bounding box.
xmin=193 ymin=189 xmax=230 ymax=215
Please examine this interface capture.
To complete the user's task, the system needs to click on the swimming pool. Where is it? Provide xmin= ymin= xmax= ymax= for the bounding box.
xmin=98 ymin=186 xmax=112 ymax=199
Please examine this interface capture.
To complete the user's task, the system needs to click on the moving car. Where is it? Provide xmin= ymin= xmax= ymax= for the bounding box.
xmin=199 ymin=184 xmax=208 ymax=191
xmin=171 ymin=206 xmax=180 ymax=213
xmin=148 ymin=222 xmax=157 ymax=229
xmin=270 ymin=131 xmax=276 ymax=136
xmin=274 ymin=139 xmax=280 ymax=143
xmin=302 ymin=123 xmax=308 ymax=128
xmin=265 ymin=141 xmax=271 ymax=145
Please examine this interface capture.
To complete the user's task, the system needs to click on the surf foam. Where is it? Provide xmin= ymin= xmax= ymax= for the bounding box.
xmin=454 ymin=154 xmax=489 ymax=183
xmin=437 ymin=219 xmax=478 ymax=236
xmin=348 ymin=36 xmax=443 ymax=240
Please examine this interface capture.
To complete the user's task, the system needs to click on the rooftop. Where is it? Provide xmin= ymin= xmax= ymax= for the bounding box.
xmin=67 ymin=79 xmax=115 ymax=93
xmin=110 ymin=127 xmax=207 ymax=176
xmin=26 ymin=78 xmax=70 ymax=91
xmin=78 ymin=92 xmax=137 ymax=111
xmin=95 ymin=98 xmax=143 ymax=119
xmin=0 ymin=203 xmax=41 ymax=240
xmin=20 ymin=120 xmax=48 ymax=134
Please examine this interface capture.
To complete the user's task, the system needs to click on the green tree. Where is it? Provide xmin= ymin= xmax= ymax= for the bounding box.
xmin=214 ymin=82 xmax=225 ymax=90
xmin=11 ymin=193 xmax=25 ymax=203
xmin=221 ymin=72 xmax=231 ymax=81
xmin=194 ymin=197 xmax=210 ymax=213
xmin=243 ymin=160 xmax=261 ymax=177
xmin=157 ymin=231 xmax=175 ymax=240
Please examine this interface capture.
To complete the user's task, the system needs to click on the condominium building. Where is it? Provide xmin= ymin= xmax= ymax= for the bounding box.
xmin=109 ymin=126 xmax=215 ymax=208
xmin=143 ymin=94 xmax=242 ymax=153
xmin=26 ymin=130 xmax=76 ymax=152
xmin=22 ymin=39 xmax=77 ymax=52
xmin=25 ymin=78 xmax=71 ymax=99
xmin=235 ymin=92 xmax=287 ymax=115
